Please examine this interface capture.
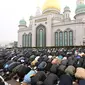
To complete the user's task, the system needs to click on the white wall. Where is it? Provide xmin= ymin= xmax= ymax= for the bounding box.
xmin=32 ymin=15 xmax=49 ymax=47
xmin=52 ymin=22 xmax=85 ymax=46
xmin=32 ymin=13 xmax=62 ymax=47
xmin=18 ymin=29 xmax=32 ymax=47
xmin=18 ymin=13 xmax=85 ymax=47
xmin=75 ymin=14 xmax=85 ymax=20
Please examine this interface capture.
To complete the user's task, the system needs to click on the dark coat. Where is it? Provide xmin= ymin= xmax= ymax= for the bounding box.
xmin=61 ymin=60 xmax=68 ymax=66
xmin=74 ymin=58 xmax=83 ymax=68
xmin=79 ymin=79 xmax=85 ymax=85
xmin=44 ymin=73 xmax=59 ymax=85
xmin=59 ymin=74 xmax=73 ymax=85
xmin=50 ymin=64 xmax=59 ymax=74
xmin=68 ymin=59 xmax=75 ymax=66
xmin=82 ymin=59 xmax=85 ymax=68
xmin=0 ymin=82 xmax=5 ymax=85
xmin=38 ymin=61 xmax=47 ymax=71
xmin=57 ymin=65 xmax=66 ymax=77
xmin=31 ymin=71 xmax=46 ymax=85
xmin=45 ymin=62 xmax=52 ymax=72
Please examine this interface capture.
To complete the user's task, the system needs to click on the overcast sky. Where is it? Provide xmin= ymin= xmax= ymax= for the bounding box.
xmin=0 ymin=0 xmax=83 ymax=44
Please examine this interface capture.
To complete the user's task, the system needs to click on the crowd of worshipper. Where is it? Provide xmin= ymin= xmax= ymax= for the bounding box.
xmin=0 ymin=47 xmax=85 ymax=85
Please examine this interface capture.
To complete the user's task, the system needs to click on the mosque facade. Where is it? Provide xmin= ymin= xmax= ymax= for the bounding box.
xmin=18 ymin=0 xmax=85 ymax=47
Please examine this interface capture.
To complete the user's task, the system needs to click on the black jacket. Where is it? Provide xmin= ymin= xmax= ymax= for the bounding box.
xmin=59 ymin=74 xmax=73 ymax=85
xmin=31 ymin=71 xmax=46 ymax=85
xmin=44 ymin=73 xmax=59 ymax=85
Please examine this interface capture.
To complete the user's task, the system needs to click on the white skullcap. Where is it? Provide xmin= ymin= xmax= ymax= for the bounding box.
xmin=48 ymin=55 xmax=52 ymax=59
xmin=21 ymin=60 xmax=25 ymax=63
xmin=35 ymin=56 xmax=40 ymax=61
xmin=62 ymin=57 xmax=67 ymax=60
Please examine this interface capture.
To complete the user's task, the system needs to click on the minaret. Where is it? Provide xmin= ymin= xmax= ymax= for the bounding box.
xmin=35 ymin=0 xmax=41 ymax=16
xmin=76 ymin=0 xmax=84 ymax=5
xmin=63 ymin=6 xmax=71 ymax=21
xmin=35 ymin=7 xmax=41 ymax=16
xmin=18 ymin=18 xmax=27 ymax=29
xmin=74 ymin=0 xmax=85 ymax=19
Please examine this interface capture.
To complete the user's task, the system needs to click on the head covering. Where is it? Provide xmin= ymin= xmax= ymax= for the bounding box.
xmin=48 ymin=55 xmax=52 ymax=59
xmin=21 ymin=60 xmax=25 ymax=63
xmin=62 ymin=57 xmax=67 ymax=60
xmin=58 ymin=55 xmax=63 ymax=60
xmin=56 ymin=56 xmax=58 ymax=59
xmin=29 ymin=55 xmax=36 ymax=61
xmin=4 ymin=64 xmax=9 ymax=69
xmin=65 ymin=66 xmax=75 ymax=76
xmin=35 ymin=56 xmax=40 ymax=61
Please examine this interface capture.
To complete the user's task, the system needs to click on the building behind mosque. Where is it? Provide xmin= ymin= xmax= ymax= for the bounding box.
xmin=18 ymin=0 xmax=85 ymax=47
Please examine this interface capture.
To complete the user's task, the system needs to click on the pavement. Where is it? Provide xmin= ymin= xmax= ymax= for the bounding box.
xmin=7 ymin=79 xmax=21 ymax=85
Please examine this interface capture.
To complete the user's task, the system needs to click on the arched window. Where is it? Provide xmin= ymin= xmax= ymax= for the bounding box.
xmin=24 ymin=34 xmax=27 ymax=47
xmin=69 ymin=31 xmax=73 ymax=46
xmin=36 ymin=25 xmax=46 ymax=47
xmin=25 ymin=34 xmax=28 ymax=47
xmin=22 ymin=33 xmax=27 ymax=47
xmin=55 ymin=32 xmax=58 ymax=46
xmin=28 ymin=33 xmax=32 ymax=47
xmin=27 ymin=34 xmax=29 ymax=47
xmin=40 ymin=29 xmax=43 ymax=47
xmin=64 ymin=31 xmax=68 ymax=46
xmin=59 ymin=32 xmax=63 ymax=46
xmin=22 ymin=34 xmax=24 ymax=47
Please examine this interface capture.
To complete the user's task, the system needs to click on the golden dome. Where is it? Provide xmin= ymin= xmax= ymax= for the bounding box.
xmin=42 ymin=0 xmax=61 ymax=11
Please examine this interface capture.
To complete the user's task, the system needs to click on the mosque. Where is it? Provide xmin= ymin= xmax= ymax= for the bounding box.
xmin=18 ymin=0 xmax=85 ymax=47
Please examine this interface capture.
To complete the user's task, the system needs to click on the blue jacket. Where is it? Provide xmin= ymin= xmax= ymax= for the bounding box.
xmin=23 ymin=70 xmax=36 ymax=84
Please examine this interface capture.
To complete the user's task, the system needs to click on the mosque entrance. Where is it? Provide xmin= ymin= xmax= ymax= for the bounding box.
xmin=36 ymin=24 xmax=46 ymax=47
